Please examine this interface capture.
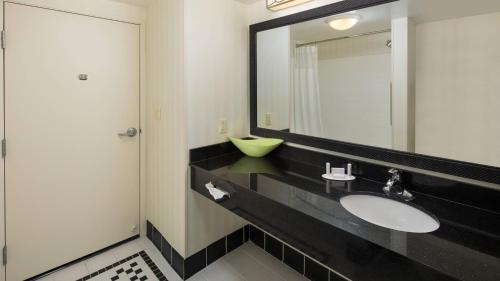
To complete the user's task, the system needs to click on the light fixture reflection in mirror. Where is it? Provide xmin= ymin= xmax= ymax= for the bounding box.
xmin=326 ymin=14 xmax=361 ymax=30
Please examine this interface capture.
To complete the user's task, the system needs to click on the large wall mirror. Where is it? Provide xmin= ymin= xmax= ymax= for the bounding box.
xmin=250 ymin=0 xmax=500 ymax=184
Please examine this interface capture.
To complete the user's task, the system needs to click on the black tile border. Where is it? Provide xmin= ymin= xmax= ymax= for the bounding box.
xmin=227 ymin=228 xmax=245 ymax=253
xmin=305 ymin=256 xmax=330 ymax=281
xmin=249 ymin=224 xmax=265 ymax=248
xmin=249 ymin=0 xmax=500 ymax=186
xmin=76 ymin=251 xmax=167 ymax=281
xmin=171 ymin=247 xmax=184 ymax=278
xmin=249 ymin=225 xmax=349 ymax=281
xmin=284 ymin=244 xmax=305 ymax=275
xmin=146 ymin=220 xmax=247 ymax=280
xmin=207 ymin=237 xmax=226 ymax=265
xmin=265 ymin=234 xmax=283 ymax=261
xmin=149 ymin=220 xmax=350 ymax=281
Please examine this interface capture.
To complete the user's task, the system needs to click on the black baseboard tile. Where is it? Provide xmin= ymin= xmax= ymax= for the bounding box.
xmin=146 ymin=220 xmax=248 ymax=280
xmin=171 ymin=247 xmax=185 ymax=279
xmin=244 ymin=225 xmax=250 ymax=242
xmin=265 ymin=234 xmax=283 ymax=261
xmin=146 ymin=221 xmax=153 ymax=240
xmin=207 ymin=237 xmax=227 ymax=265
xmin=248 ymin=224 xmax=349 ymax=281
xmin=151 ymin=226 xmax=162 ymax=251
xmin=305 ymin=256 xmax=330 ymax=281
xmin=249 ymin=225 xmax=265 ymax=248
xmin=160 ymin=236 xmax=172 ymax=264
xmin=184 ymin=249 xmax=207 ymax=280
xmin=227 ymin=228 xmax=245 ymax=253
xmin=283 ymin=244 xmax=304 ymax=274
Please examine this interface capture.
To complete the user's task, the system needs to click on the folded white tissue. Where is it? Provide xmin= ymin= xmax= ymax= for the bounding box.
xmin=205 ymin=182 xmax=230 ymax=200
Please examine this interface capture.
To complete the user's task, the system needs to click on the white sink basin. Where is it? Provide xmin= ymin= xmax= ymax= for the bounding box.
xmin=340 ymin=194 xmax=440 ymax=233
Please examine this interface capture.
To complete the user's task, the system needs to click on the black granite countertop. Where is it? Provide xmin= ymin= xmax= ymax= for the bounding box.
xmin=189 ymin=146 xmax=500 ymax=281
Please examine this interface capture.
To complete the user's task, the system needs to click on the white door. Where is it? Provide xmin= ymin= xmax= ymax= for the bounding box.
xmin=4 ymin=3 xmax=140 ymax=280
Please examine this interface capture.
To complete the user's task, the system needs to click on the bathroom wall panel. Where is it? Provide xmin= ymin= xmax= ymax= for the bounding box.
xmin=184 ymin=0 xmax=249 ymax=256
xmin=185 ymin=0 xmax=250 ymax=149
xmin=146 ymin=0 xmax=188 ymax=256
xmin=415 ymin=12 xmax=500 ymax=167
xmin=146 ymin=0 xmax=250 ymax=258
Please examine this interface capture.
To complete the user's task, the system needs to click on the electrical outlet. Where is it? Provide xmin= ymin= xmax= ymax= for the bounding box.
xmin=265 ymin=113 xmax=272 ymax=126
xmin=219 ymin=118 xmax=228 ymax=134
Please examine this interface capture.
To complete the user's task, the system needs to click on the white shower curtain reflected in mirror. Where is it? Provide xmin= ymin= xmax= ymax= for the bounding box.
xmin=291 ymin=45 xmax=324 ymax=137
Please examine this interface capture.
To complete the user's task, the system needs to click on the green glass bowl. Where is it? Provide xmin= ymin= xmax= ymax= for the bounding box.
xmin=229 ymin=137 xmax=284 ymax=158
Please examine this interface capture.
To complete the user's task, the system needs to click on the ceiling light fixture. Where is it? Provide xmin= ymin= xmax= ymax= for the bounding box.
xmin=326 ymin=14 xmax=361 ymax=30
xmin=266 ymin=0 xmax=313 ymax=11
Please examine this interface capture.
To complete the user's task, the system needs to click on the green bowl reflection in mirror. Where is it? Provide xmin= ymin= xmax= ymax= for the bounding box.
xmin=229 ymin=137 xmax=284 ymax=158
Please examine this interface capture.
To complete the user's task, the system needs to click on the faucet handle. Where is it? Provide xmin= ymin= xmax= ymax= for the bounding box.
xmin=388 ymin=168 xmax=401 ymax=181
xmin=388 ymin=168 xmax=400 ymax=175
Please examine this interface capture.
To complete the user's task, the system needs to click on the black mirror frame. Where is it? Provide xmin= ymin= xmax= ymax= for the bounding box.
xmin=249 ymin=0 xmax=500 ymax=185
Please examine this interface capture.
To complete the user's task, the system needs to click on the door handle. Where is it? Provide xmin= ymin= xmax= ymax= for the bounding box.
xmin=118 ymin=127 xmax=138 ymax=138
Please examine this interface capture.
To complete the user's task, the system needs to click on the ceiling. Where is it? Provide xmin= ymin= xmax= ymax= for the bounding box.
xmin=111 ymin=0 xmax=260 ymax=7
xmin=234 ymin=0 xmax=262 ymax=4
xmin=110 ymin=0 xmax=149 ymax=7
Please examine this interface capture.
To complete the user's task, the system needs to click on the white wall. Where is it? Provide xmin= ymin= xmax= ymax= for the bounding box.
xmin=415 ymin=12 xmax=500 ymax=167
xmin=146 ymin=0 xmax=188 ymax=256
xmin=257 ymin=26 xmax=291 ymax=130
xmin=184 ymin=0 xmax=249 ymax=256
xmin=146 ymin=0 xmax=251 ymax=258
xmin=186 ymin=0 xmax=250 ymax=149
xmin=317 ymin=33 xmax=392 ymax=148
xmin=391 ymin=17 xmax=416 ymax=152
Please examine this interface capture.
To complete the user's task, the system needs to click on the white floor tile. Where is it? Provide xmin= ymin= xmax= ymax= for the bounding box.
xmin=200 ymin=259 xmax=246 ymax=281
xmin=240 ymin=242 xmax=308 ymax=281
xmin=222 ymin=248 xmax=285 ymax=281
xmin=38 ymin=237 xmax=308 ymax=281
xmin=111 ymin=239 xmax=142 ymax=260
xmin=84 ymin=250 xmax=118 ymax=273
xmin=50 ymin=262 xmax=89 ymax=281
xmin=187 ymin=270 xmax=208 ymax=281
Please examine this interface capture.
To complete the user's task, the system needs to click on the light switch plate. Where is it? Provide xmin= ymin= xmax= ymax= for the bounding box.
xmin=155 ymin=107 xmax=162 ymax=121
xmin=219 ymin=118 xmax=228 ymax=134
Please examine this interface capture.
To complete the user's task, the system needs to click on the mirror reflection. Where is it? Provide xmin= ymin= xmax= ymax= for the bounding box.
xmin=256 ymin=0 xmax=500 ymax=167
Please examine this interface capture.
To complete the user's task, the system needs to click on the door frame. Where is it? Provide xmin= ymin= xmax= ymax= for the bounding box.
xmin=0 ymin=1 xmax=148 ymax=279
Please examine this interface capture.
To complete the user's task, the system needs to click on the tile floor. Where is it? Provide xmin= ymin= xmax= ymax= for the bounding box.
xmin=35 ymin=237 xmax=309 ymax=281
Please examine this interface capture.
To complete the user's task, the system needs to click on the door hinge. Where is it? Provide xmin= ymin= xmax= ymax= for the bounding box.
xmin=2 ymin=139 xmax=6 ymax=158
xmin=1 ymin=30 xmax=5 ymax=49
xmin=2 ymin=246 xmax=6 ymax=266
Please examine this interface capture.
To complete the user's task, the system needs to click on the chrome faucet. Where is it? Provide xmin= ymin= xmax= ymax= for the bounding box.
xmin=383 ymin=168 xmax=414 ymax=201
